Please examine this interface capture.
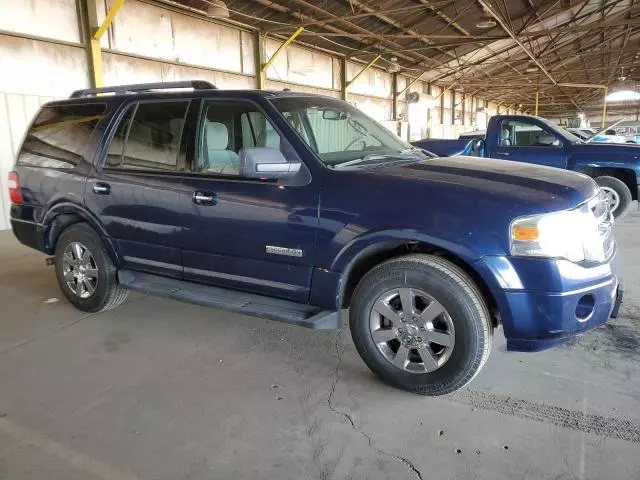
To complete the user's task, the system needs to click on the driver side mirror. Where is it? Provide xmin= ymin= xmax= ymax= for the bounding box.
xmin=238 ymin=147 xmax=302 ymax=179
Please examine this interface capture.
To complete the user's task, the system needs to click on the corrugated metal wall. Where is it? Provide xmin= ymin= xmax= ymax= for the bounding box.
xmin=0 ymin=0 xmax=494 ymax=229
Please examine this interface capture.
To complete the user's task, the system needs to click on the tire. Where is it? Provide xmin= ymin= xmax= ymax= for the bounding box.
xmin=54 ymin=223 xmax=128 ymax=313
xmin=350 ymin=254 xmax=492 ymax=396
xmin=595 ymin=176 xmax=632 ymax=220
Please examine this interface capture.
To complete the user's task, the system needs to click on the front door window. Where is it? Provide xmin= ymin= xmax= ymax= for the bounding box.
xmin=501 ymin=120 xmax=561 ymax=147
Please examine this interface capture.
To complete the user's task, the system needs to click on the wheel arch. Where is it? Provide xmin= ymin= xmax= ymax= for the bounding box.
xmin=337 ymin=239 xmax=499 ymax=327
xmin=576 ymin=166 xmax=637 ymax=200
xmin=43 ymin=202 xmax=120 ymax=264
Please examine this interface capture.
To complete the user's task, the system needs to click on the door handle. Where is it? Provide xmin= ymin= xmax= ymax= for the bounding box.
xmin=496 ymin=151 xmax=510 ymax=156
xmin=192 ymin=191 xmax=217 ymax=205
xmin=93 ymin=182 xmax=111 ymax=194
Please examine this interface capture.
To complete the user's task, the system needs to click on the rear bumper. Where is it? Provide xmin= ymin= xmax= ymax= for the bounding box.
xmin=10 ymin=218 xmax=46 ymax=253
xmin=474 ymin=253 xmax=620 ymax=352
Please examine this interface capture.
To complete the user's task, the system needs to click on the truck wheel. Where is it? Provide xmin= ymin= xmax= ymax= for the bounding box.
xmin=595 ymin=176 xmax=632 ymax=220
xmin=350 ymin=254 xmax=492 ymax=396
xmin=54 ymin=223 xmax=128 ymax=313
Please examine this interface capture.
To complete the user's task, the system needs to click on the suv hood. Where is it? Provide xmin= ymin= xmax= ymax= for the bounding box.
xmin=361 ymin=156 xmax=598 ymax=214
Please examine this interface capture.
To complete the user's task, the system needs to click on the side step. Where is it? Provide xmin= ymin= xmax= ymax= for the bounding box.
xmin=117 ymin=270 xmax=340 ymax=330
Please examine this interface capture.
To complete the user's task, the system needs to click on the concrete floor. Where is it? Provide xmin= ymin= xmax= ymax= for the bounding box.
xmin=0 ymin=215 xmax=639 ymax=480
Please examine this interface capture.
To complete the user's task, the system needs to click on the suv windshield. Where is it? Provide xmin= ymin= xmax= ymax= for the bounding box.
xmin=270 ymin=96 xmax=427 ymax=166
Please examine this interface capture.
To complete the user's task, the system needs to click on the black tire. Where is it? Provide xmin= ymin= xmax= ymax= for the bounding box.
xmin=54 ymin=223 xmax=128 ymax=313
xmin=595 ymin=176 xmax=632 ymax=220
xmin=350 ymin=254 xmax=492 ymax=396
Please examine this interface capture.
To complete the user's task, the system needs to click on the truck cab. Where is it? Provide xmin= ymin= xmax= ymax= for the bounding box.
xmin=414 ymin=114 xmax=640 ymax=219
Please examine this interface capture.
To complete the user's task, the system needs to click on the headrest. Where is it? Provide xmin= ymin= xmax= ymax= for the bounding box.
xmin=206 ymin=122 xmax=229 ymax=150
xmin=258 ymin=128 xmax=280 ymax=149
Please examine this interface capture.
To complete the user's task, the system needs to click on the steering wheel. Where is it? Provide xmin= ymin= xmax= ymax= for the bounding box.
xmin=345 ymin=138 xmax=368 ymax=151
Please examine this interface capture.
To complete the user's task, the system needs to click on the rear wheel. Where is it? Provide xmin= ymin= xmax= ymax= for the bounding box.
xmin=54 ymin=223 xmax=128 ymax=313
xmin=595 ymin=176 xmax=632 ymax=220
xmin=349 ymin=254 xmax=493 ymax=396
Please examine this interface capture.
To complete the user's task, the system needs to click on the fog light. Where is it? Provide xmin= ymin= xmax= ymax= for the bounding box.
xmin=576 ymin=294 xmax=595 ymax=322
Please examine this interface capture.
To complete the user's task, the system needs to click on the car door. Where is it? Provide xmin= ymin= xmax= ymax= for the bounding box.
xmin=178 ymin=98 xmax=320 ymax=303
xmin=490 ymin=118 xmax=569 ymax=169
xmin=85 ymin=99 xmax=190 ymax=278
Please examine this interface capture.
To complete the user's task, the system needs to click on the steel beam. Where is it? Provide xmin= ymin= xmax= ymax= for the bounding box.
xmin=398 ymin=70 xmax=428 ymax=96
xmin=84 ymin=0 xmax=127 ymax=88
xmin=262 ymin=27 xmax=304 ymax=76
xmin=346 ymin=54 xmax=381 ymax=89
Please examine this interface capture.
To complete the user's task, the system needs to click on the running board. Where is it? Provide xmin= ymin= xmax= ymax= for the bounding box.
xmin=117 ymin=270 xmax=340 ymax=330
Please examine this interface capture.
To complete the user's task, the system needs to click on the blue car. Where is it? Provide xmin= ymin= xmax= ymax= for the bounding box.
xmin=9 ymin=81 xmax=622 ymax=395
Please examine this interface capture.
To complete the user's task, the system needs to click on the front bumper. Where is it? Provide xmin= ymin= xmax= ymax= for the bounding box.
xmin=474 ymin=253 xmax=621 ymax=352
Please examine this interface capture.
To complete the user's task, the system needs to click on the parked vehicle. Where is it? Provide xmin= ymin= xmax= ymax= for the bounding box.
xmin=414 ymin=114 xmax=640 ymax=219
xmin=10 ymin=82 xmax=622 ymax=395
xmin=565 ymin=128 xmax=592 ymax=141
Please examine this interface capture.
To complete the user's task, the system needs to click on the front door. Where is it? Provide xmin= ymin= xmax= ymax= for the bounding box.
xmin=85 ymin=99 xmax=190 ymax=277
xmin=490 ymin=118 xmax=569 ymax=169
xmin=178 ymin=98 xmax=319 ymax=302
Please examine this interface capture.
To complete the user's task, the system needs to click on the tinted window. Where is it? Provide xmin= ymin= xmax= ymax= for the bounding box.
xmin=501 ymin=120 xmax=561 ymax=147
xmin=106 ymin=101 xmax=189 ymax=171
xmin=195 ymin=101 xmax=297 ymax=176
xmin=17 ymin=103 xmax=106 ymax=168
xmin=106 ymin=104 xmax=135 ymax=167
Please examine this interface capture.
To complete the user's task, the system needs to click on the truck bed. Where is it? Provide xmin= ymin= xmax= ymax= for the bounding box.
xmin=412 ymin=138 xmax=481 ymax=157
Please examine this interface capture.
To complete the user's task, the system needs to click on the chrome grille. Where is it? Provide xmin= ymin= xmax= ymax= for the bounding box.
xmin=590 ymin=191 xmax=615 ymax=259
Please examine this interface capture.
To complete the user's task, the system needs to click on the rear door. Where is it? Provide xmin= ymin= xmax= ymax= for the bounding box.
xmin=178 ymin=98 xmax=320 ymax=302
xmin=84 ymin=100 xmax=190 ymax=277
xmin=490 ymin=118 xmax=569 ymax=169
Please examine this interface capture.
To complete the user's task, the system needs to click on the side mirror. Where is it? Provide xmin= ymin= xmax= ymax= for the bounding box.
xmin=238 ymin=147 xmax=302 ymax=179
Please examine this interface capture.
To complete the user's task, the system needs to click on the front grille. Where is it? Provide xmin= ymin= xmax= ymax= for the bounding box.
xmin=590 ymin=191 xmax=615 ymax=259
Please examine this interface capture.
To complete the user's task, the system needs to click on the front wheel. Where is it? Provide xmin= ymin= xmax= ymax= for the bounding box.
xmin=349 ymin=254 xmax=493 ymax=396
xmin=595 ymin=176 xmax=632 ymax=220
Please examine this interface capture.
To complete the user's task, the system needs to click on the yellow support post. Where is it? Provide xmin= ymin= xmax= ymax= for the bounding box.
xmin=534 ymin=91 xmax=539 ymax=115
xmin=602 ymin=87 xmax=608 ymax=129
xmin=398 ymin=70 xmax=428 ymax=96
xmin=262 ymin=27 xmax=304 ymax=78
xmin=346 ymin=54 xmax=381 ymax=89
xmin=87 ymin=0 xmax=127 ymax=88
xmin=434 ymin=81 xmax=457 ymax=100
xmin=94 ymin=0 xmax=127 ymax=41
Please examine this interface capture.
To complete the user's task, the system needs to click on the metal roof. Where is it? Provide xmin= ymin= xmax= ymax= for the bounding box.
xmin=168 ymin=0 xmax=640 ymax=117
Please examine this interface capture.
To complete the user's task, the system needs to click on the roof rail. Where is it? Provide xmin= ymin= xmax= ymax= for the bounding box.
xmin=70 ymin=80 xmax=217 ymax=98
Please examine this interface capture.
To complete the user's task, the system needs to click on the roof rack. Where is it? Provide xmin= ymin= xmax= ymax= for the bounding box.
xmin=70 ymin=80 xmax=217 ymax=98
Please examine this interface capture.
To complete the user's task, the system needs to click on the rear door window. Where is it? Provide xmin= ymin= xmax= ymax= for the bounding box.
xmin=105 ymin=101 xmax=189 ymax=172
xmin=17 ymin=103 xmax=106 ymax=169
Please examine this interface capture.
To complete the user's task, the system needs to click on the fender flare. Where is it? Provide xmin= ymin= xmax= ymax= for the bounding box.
xmin=332 ymin=229 xmax=482 ymax=308
xmin=41 ymin=202 xmax=120 ymax=263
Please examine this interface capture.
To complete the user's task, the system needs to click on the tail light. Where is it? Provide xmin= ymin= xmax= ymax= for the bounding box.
xmin=8 ymin=171 xmax=23 ymax=204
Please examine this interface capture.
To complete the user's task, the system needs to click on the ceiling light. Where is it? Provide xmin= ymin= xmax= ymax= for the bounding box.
xmin=606 ymin=67 xmax=639 ymax=102
xmin=476 ymin=18 xmax=497 ymax=28
xmin=605 ymin=89 xmax=640 ymax=102
xmin=206 ymin=0 xmax=229 ymax=18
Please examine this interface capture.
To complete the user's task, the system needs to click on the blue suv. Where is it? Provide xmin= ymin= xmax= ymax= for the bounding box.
xmin=9 ymin=81 xmax=622 ymax=395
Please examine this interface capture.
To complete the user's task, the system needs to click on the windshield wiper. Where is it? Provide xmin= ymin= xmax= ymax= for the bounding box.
xmin=333 ymin=153 xmax=415 ymax=169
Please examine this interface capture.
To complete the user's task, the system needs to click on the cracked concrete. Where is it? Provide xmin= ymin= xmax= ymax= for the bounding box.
xmin=327 ymin=331 xmax=423 ymax=480
xmin=0 ymin=210 xmax=640 ymax=480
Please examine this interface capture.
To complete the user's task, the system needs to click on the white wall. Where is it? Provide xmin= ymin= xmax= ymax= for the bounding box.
xmin=0 ymin=0 xmax=493 ymax=229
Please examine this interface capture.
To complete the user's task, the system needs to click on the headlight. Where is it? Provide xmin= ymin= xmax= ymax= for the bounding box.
xmin=510 ymin=202 xmax=606 ymax=263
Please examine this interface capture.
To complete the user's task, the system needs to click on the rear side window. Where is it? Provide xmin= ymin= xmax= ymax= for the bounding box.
xmin=105 ymin=101 xmax=189 ymax=172
xmin=17 ymin=103 xmax=106 ymax=169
